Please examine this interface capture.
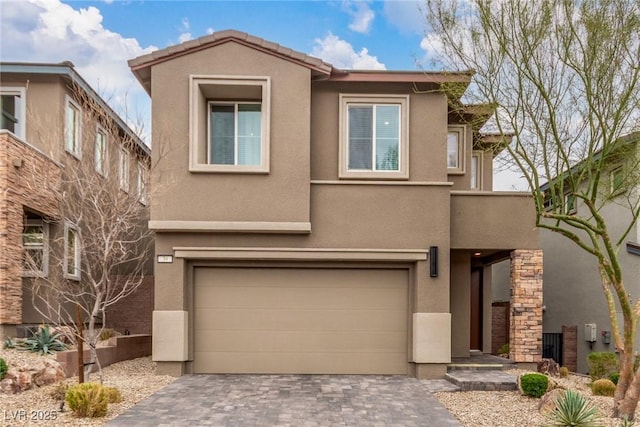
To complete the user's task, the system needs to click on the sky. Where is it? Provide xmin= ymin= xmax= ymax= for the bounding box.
xmin=0 ymin=0 xmax=524 ymax=190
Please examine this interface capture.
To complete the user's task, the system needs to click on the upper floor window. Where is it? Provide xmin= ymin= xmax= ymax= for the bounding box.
xmin=95 ymin=127 xmax=107 ymax=176
xmin=611 ymin=166 xmax=624 ymax=195
xmin=64 ymin=223 xmax=80 ymax=281
xmin=447 ymin=126 xmax=465 ymax=173
xmin=339 ymin=94 xmax=409 ymax=179
xmin=471 ymin=151 xmax=483 ymax=190
xmin=22 ymin=217 xmax=49 ymax=277
xmin=137 ymin=161 xmax=148 ymax=205
xmin=190 ymin=75 xmax=270 ymax=173
xmin=119 ymin=148 xmax=129 ymax=192
xmin=65 ymin=96 xmax=82 ymax=158
xmin=1 ymin=87 xmax=26 ymax=139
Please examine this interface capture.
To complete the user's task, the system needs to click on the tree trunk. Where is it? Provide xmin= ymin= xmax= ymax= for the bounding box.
xmin=615 ymin=369 xmax=640 ymax=420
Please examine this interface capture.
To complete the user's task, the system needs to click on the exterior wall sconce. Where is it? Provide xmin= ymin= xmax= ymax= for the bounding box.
xmin=429 ymin=246 xmax=438 ymax=277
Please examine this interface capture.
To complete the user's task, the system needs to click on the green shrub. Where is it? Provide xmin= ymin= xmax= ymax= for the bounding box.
xmin=103 ymin=386 xmax=122 ymax=404
xmin=545 ymin=389 xmax=601 ymax=426
xmin=498 ymin=343 xmax=510 ymax=354
xmin=65 ymin=383 xmax=110 ymax=418
xmin=587 ymin=352 xmax=618 ymax=381
xmin=591 ymin=379 xmax=616 ymax=397
xmin=99 ymin=328 xmax=117 ymax=341
xmin=20 ymin=325 xmax=67 ymax=355
xmin=609 ymin=372 xmax=619 ymax=385
xmin=3 ymin=337 xmax=16 ymax=349
xmin=520 ymin=373 xmax=549 ymax=398
xmin=559 ymin=366 xmax=569 ymax=378
xmin=0 ymin=358 xmax=7 ymax=380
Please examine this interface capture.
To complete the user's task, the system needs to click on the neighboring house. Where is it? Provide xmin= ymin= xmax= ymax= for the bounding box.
xmin=0 ymin=62 xmax=153 ymax=340
xmin=493 ymin=133 xmax=640 ymax=374
xmin=129 ymin=30 xmax=541 ymax=378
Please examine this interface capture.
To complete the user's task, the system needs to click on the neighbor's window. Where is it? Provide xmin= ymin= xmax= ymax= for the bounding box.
xmin=564 ymin=193 xmax=576 ymax=214
xmin=1 ymin=87 xmax=26 ymax=139
xmin=447 ymin=126 xmax=465 ymax=173
xmin=95 ymin=127 xmax=107 ymax=175
xmin=119 ymin=148 xmax=129 ymax=192
xmin=65 ymin=96 xmax=82 ymax=158
xmin=190 ymin=76 xmax=270 ymax=173
xmin=471 ymin=151 xmax=483 ymax=190
xmin=22 ymin=218 xmax=49 ymax=277
xmin=137 ymin=161 xmax=148 ymax=205
xmin=611 ymin=167 xmax=625 ymax=195
xmin=64 ymin=223 xmax=80 ymax=280
xmin=339 ymin=94 xmax=409 ymax=179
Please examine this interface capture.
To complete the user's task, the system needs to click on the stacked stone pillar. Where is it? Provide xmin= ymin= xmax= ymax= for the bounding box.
xmin=509 ymin=249 xmax=543 ymax=364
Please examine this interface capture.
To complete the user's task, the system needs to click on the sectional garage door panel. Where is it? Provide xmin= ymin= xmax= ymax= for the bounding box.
xmin=193 ymin=267 xmax=408 ymax=374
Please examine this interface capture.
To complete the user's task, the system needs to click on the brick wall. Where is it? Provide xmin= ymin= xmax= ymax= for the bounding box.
xmin=105 ymin=276 xmax=154 ymax=335
xmin=0 ymin=132 xmax=61 ymax=325
xmin=509 ymin=249 xmax=543 ymax=363
xmin=562 ymin=325 xmax=578 ymax=371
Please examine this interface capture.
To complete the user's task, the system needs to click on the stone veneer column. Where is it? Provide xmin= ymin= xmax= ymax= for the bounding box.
xmin=509 ymin=249 xmax=543 ymax=364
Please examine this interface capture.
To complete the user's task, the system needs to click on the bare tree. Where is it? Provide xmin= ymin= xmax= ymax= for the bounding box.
xmin=425 ymin=0 xmax=640 ymax=419
xmin=24 ymin=82 xmax=154 ymax=382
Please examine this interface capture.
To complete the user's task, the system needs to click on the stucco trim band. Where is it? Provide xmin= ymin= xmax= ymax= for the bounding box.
xmin=412 ymin=313 xmax=451 ymax=363
xmin=148 ymin=221 xmax=311 ymax=234
xmin=311 ymin=180 xmax=453 ymax=187
xmin=173 ymin=247 xmax=428 ymax=262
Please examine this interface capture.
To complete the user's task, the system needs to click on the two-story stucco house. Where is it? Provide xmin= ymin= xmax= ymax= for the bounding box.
xmin=0 ymin=62 xmax=153 ymax=340
xmin=129 ymin=30 xmax=542 ymax=378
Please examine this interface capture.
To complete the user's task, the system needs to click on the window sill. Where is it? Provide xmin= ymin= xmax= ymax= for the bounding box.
xmin=339 ymin=170 xmax=409 ymax=180
xmin=189 ymin=164 xmax=270 ymax=174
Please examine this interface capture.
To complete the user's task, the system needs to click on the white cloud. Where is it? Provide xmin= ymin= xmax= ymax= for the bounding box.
xmin=382 ymin=0 xmax=425 ymax=35
xmin=311 ymin=33 xmax=385 ymax=70
xmin=343 ymin=1 xmax=375 ymax=34
xmin=0 ymin=0 xmax=157 ymax=137
xmin=177 ymin=17 xmax=192 ymax=43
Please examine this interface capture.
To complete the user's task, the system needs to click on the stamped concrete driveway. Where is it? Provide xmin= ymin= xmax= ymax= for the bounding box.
xmin=106 ymin=375 xmax=462 ymax=426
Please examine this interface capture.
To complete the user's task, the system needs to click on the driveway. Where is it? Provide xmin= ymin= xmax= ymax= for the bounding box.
xmin=106 ymin=374 xmax=462 ymax=426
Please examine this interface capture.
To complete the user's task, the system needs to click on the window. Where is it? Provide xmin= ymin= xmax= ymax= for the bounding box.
xmin=22 ymin=217 xmax=48 ymax=277
xmin=64 ymin=223 xmax=80 ymax=280
xmin=137 ymin=161 xmax=148 ymax=205
xmin=611 ymin=167 xmax=624 ymax=195
xmin=471 ymin=151 xmax=483 ymax=190
xmin=119 ymin=148 xmax=129 ymax=191
xmin=564 ymin=193 xmax=576 ymax=214
xmin=339 ymin=94 xmax=409 ymax=179
xmin=447 ymin=126 xmax=465 ymax=173
xmin=1 ymin=87 xmax=26 ymax=139
xmin=190 ymin=76 xmax=270 ymax=173
xmin=95 ymin=127 xmax=107 ymax=175
xmin=65 ymin=96 xmax=82 ymax=158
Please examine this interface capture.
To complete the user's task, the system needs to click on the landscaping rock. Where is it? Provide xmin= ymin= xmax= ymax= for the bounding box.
xmin=0 ymin=358 xmax=66 ymax=394
xmin=538 ymin=388 xmax=566 ymax=415
xmin=538 ymin=358 xmax=560 ymax=377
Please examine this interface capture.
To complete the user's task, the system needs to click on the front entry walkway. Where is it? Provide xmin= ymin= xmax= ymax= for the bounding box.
xmin=106 ymin=375 xmax=462 ymax=426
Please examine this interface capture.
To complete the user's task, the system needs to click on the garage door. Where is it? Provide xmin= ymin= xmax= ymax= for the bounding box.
xmin=193 ymin=267 xmax=408 ymax=374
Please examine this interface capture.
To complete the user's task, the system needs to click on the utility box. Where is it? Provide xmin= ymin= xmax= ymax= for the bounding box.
xmin=584 ymin=323 xmax=597 ymax=342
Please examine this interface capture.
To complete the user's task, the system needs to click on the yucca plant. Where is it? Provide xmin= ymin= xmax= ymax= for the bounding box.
xmin=545 ymin=389 xmax=603 ymax=427
xmin=20 ymin=326 xmax=67 ymax=355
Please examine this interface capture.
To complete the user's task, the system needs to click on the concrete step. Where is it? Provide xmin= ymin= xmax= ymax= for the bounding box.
xmin=444 ymin=370 xmax=518 ymax=391
xmin=447 ymin=363 xmax=506 ymax=371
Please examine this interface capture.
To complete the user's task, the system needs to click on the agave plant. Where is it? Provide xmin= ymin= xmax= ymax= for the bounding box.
xmin=20 ymin=326 xmax=67 ymax=355
xmin=545 ymin=389 xmax=603 ymax=427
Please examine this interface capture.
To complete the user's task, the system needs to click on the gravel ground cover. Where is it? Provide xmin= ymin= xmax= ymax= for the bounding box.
xmin=1 ymin=348 xmax=637 ymax=426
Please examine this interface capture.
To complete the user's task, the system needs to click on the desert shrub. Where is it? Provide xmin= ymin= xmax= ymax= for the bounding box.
xmin=559 ymin=366 xmax=569 ymax=378
xmin=520 ymin=373 xmax=549 ymax=398
xmin=65 ymin=383 xmax=110 ymax=418
xmin=545 ymin=389 xmax=601 ymax=426
xmin=609 ymin=372 xmax=619 ymax=385
xmin=50 ymin=383 xmax=69 ymax=401
xmin=587 ymin=352 xmax=618 ymax=381
xmin=0 ymin=358 xmax=7 ymax=380
xmin=498 ymin=343 xmax=510 ymax=354
xmin=591 ymin=379 xmax=616 ymax=397
xmin=99 ymin=328 xmax=117 ymax=341
xmin=103 ymin=386 xmax=122 ymax=403
xmin=3 ymin=337 xmax=16 ymax=349
xmin=20 ymin=326 xmax=67 ymax=355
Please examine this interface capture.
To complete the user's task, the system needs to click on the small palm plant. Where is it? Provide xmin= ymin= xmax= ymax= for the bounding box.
xmin=19 ymin=326 xmax=67 ymax=355
xmin=545 ymin=389 xmax=603 ymax=427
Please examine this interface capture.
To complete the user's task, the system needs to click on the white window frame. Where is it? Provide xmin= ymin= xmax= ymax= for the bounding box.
xmin=1 ymin=86 xmax=26 ymax=139
xmin=471 ymin=150 xmax=483 ymax=190
xmin=339 ymin=94 xmax=409 ymax=180
xmin=65 ymin=96 xmax=82 ymax=158
xmin=564 ymin=192 xmax=577 ymax=214
xmin=22 ymin=219 xmax=49 ymax=277
xmin=119 ymin=148 xmax=129 ymax=192
xmin=95 ymin=126 xmax=108 ymax=176
xmin=447 ymin=125 xmax=465 ymax=174
xmin=137 ymin=161 xmax=148 ymax=205
xmin=611 ymin=166 xmax=624 ymax=195
xmin=64 ymin=223 xmax=81 ymax=281
xmin=189 ymin=75 xmax=270 ymax=173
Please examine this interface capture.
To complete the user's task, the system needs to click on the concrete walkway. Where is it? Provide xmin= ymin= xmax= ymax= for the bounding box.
xmin=106 ymin=374 xmax=462 ymax=427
